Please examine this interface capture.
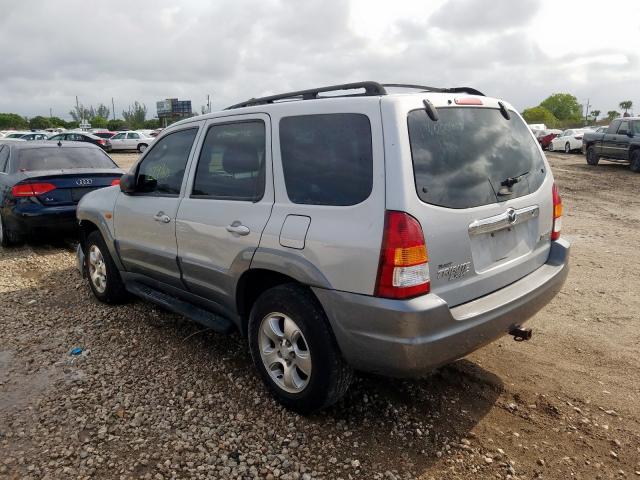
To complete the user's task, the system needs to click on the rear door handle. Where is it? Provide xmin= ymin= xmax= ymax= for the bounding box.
xmin=226 ymin=222 xmax=250 ymax=236
xmin=153 ymin=212 xmax=171 ymax=223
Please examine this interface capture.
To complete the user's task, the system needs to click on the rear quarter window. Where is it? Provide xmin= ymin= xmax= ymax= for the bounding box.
xmin=408 ymin=107 xmax=546 ymax=209
xmin=279 ymin=113 xmax=373 ymax=206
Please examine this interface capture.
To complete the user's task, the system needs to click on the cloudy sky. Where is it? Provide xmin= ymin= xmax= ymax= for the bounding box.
xmin=1 ymin=0 xmax=639 ymax=120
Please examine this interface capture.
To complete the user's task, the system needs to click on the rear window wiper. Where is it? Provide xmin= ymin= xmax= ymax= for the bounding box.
xmin=497 ymin=171 xmax=529 ymax=196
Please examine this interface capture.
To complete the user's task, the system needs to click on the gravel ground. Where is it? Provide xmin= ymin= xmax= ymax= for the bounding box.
xmin=1 ymin=152 xmax=639 ymax=479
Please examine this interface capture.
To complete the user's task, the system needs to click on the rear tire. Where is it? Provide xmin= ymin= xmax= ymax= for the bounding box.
xmin=630 ymin=150 xmax=640 ymax=173
xmin=137 ymin=143 xmax=148 ymax=153
xmin=248 ymin=283 xmax=353 ymax=413
xmin=586 ymin=146 xmax=600 ymax=166
xmin=548 ymin=142 xmax=554 ymax=152
xmin=564 ymin=142 xmax=571 ymax=154
xmin=0 ymin=213 xmax=23 ymax=248
xmin=84 ymin=230 xmax=129 ymax=304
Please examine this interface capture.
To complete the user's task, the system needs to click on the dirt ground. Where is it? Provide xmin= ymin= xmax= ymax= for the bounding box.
xmin=0 ymin=151 xmax=639 ymax=479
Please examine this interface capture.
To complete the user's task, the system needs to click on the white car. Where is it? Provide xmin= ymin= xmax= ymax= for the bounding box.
xmin=109 ymin=131 xmax=154 ymax=152
xmin=2 ymin=131 xmax=32 ymax=139
xmin=549 ymin=129 xmax=589 ymax=153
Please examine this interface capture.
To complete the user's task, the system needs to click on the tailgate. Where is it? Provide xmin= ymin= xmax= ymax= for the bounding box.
xmin=402 ymin=103 xmax=555 ymax=307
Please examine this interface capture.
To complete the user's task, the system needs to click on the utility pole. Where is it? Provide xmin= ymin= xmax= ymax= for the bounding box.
xmin=49 ymin=108 xmax=52 ymax=118
xmin=111 ymin=98 xmax=116 ymax=120
xmin=584 ymin=98 xmax=591 ymax=125
xmin=207 ymin=94 xmax=211 ymax=113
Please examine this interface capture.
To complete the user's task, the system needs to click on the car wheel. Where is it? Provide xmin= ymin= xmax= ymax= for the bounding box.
xmin=137 ymin=143 xmax=148 ymax=153
xmin=84 ymin=230 xmax=129 ymax=303
xmin=248 ymin=283 xmax=353 ymax=413
xmin=548 ymin=142 xmax=554 ymax=152
xmin=586 ymin=146 xmax=600 ymax=166
xmin=564 ymin=142 xmax=571 ymax=154
xmin=0 ymin=213 xmax=23 ymax=248
xmin=630 ymin=150 xmax=640 ymax=173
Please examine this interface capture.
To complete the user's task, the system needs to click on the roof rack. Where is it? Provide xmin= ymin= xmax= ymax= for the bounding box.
xmin=225 ymin=81 xmax=485 ymax=109
xmin=225 ymin=81 xmax=387 ymax=109
xmin=382 ymin=84 xmax=485 ymax=96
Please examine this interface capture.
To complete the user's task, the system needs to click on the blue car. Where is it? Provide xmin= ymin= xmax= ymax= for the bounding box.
xmin=0 ymin=141 xmax=124 ymax=246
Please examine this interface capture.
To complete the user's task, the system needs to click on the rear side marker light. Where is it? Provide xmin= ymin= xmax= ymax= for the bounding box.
xmin=551 ymin=183 xmax=562 ymax=241
xmin=454 ymin=97 xmax=483 ymax=105
xmin=375 ymin=211 xmax=430 ymax=299
xmin=111 ymin=179 xmax=121 ymax=186
xmin=11 ymin=182 xmax=56 ymax=197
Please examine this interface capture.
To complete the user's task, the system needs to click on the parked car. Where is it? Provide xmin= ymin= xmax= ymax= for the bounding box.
xmin=19 ymin=132 xmax=50 ymax=141
xmin=548 ymin=129 xmax=589 ymax=153
xmin=593 ymin=125 xmax=609 ymax=133
xmin=92 ymin=131 xmax=117 ymax=140
xmin=3 ymin=131 xmax=31 ymax=139
xmin=0 ymin=142 xmax=123 ymax=246
xmin=76 ymin=81 xmax=569 ymax=412
xmin=582 ymin=117 xmax=640 ymax=171
xmin=48 ymin=131 xmax=112 ymax=152
xmin=537 ymin=129 xmax=562 ymax=150
xmin=109 ymin=131 xmax=153 ymax=152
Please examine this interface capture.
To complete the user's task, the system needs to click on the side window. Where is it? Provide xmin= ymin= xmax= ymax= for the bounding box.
xmin=633 ymin=122 xmax=640 ymax=135
xmin=127 ymin=132 xmax=140 ymax=139
xmin=607 ymin=120 xmax=621 ymax=134
xmin=279 ymin=113 xmax=373 ymax=206
xmin=112 ymin=133 xmax=125 ymax=140
xmin=136 ymin=128 xmax=198 ymax=196
xmin=192 ymin=121 xmax=265 ymax=201
xmin=50 ymin=134 xmax=62 ymax=141
xmin=0 ymin=146 xmax=9 ymax=173
xmin=617 ymin=121 xmax=630 ymax=135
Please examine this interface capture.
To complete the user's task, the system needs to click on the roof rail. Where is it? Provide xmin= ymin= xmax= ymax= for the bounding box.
xmin=225 ymin=81 xmax=387 ymax=109
xmin=382 ymin=84 xmax=485 ymax=96
xmin=224 ymin=81 xmax=486 ymax=110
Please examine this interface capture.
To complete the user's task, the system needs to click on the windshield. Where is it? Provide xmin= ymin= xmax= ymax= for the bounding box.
xmin=15 ymin=147 xmax=117 ymax=172
xmin=408 ymin=107 xmax=546 ymax=209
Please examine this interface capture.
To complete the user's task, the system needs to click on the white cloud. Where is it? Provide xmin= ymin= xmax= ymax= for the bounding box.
xmin=0 ymin=0 xmax=638 ymax=119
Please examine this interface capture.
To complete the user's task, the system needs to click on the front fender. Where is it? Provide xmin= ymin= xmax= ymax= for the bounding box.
xmin=77 ymin=186 xmax=124 ymax=270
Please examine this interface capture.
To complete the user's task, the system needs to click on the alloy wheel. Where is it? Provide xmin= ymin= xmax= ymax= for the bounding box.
xmin=258 ymin=312 xmax=312 ymax=393
xmin=88 ymin=245 xmax=108 ymax=294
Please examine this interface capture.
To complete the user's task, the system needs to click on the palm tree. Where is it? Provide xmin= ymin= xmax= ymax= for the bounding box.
xmin=619 ymin=101 xmax=633 ymax=116
xmin=590 ymin=110 xmax=600 ymax=123
xmin=607 ymin=110 xmax=620 ymax=121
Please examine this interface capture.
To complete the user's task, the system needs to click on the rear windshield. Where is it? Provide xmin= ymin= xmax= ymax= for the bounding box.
xmin=15 ymin=147 xmax=117 ymax=172
xmin=408 ymin=107 xmax=546 ymax=209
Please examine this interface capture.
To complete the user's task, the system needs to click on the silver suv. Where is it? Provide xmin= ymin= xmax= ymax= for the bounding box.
xmin=77 ymin=82 xmax=570 ymax=412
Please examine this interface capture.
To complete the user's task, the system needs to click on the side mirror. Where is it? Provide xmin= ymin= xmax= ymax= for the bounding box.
xmin=119 ymin=173 xmax=136 ymax=194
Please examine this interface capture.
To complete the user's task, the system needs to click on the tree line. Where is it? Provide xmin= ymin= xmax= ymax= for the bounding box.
xmin=522 ymin=94 xmax=633 ymax=128
xmin=0 ymin=100 xmax=159 ymax=131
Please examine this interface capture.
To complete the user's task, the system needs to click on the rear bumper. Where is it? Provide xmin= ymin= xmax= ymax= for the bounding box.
xmin=314 ymin=239 xmax=570 ymax=377
xmin=4 ymin=204 xmax=77 ymax=235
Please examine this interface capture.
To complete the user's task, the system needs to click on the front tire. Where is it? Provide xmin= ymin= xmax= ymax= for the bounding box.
xmin=137 ymin=143 xmax=148 ymax=153
xmin=586 ymin=146 xmax=600 ymax=166
xmin=564 ymin=142 xmax=571 ymax=154
xmin=630 ymin=150 xmax=640 ymax=173
xmin=548 ymin=142 xmax=554 ymax=152
xmin=248 ymin=284 xmax=353 ymax=413
xmin=84 ymin=231 xmax=129 ymax=303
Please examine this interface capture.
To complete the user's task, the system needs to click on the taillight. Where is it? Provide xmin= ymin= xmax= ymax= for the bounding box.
xmin=454 ymin=97 xmax=483 ymax=105
xmin=375 ymin=211 xmax=430 ymax=299
xmin=551 ymin=183 xmax=562 ymax=241
xmin=98 ymin=139 xmax=106 ymax=145
xmin=111 ymin=178 xmax=121 ymax=186
xmin=11 ymin=182 xmax=56 ymax=197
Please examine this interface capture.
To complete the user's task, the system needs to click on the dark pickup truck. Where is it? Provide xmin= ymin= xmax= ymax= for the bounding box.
xmin=582 ymin=117 xmax=640 ymax=172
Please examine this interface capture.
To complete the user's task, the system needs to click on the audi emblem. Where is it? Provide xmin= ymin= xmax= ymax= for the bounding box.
xmin=75 ymin=178 xmax=93 ymax=186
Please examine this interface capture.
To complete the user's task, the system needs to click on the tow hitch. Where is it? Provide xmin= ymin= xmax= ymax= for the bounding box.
xmin=509 ymin=326 xmax=532 ymax=342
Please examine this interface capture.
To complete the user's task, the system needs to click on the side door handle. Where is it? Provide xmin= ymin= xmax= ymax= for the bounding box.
xmin=226 ymin=222 xmax=250 ymax=236
xmin=153 ymin=212 xmax=171 ymax=223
